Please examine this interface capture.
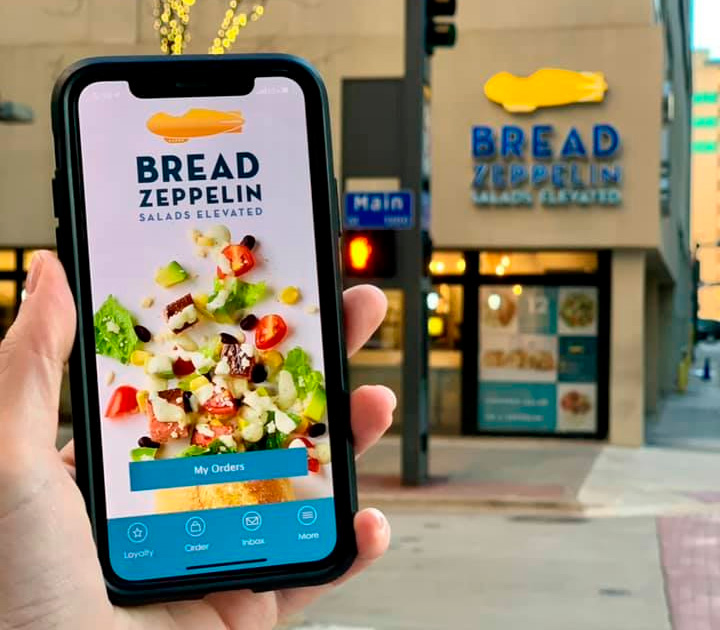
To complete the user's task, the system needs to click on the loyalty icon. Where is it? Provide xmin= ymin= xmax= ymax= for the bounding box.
xmin=127 ymin=522 xmax=148 ymax=544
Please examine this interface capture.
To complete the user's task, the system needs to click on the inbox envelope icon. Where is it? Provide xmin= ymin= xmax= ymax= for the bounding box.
xmin=243 ymin=511 xmax=262 ymax=532
xmin=146 ymin=108 xmax=245 ymax=143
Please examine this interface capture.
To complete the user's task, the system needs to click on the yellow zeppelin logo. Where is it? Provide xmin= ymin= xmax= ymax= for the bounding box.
xmin=484 ymin=68 xmax=608 ymax=113
xmin=146 ymin=108 xmax=245 ymax=143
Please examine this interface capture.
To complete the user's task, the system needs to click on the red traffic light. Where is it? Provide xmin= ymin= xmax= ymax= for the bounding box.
xmin=349 ymin=235 xmax=373 ymax=271
xmin=343 ymin=231 xmax=396 ymax=278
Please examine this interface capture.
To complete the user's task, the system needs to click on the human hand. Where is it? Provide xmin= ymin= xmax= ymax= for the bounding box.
xmin=0 ymin=251 xmax=394 ymax=630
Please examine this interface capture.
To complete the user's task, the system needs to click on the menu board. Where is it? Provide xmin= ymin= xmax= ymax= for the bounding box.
xmin=478 ymin=285 xmax=598 ymax=434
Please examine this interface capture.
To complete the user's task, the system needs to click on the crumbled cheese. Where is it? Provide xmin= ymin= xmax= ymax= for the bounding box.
xmin=105 ymin=371 xmax=115 ymax=386
xmin=194 ymin=384 xmax=214 ymax=406
xmin=168 ymin=304 xmax=198 ymax=331
xmin=141 ymin=296 xmax=155 ymax=309
xmin=215 ymin=357 xmax=231 ymax=375
xmin=274 ymin=410 xmax=298 ymax=435
xmin=106 ymin=320 xmax=120 ymax=334
xmin=149 ymin=394 xmax=186 ymax=425
xmin=218 ymin=434 xmax=236 ymax=449
xmin=240 ymin=343 xmax=255 ymax=358
xmin=207 ymin=289 xmax=229 ymax=312
xmin=188 ymin=393 xmax=199 ymax=412
xmin=288 ymin=438 xmax=308 ymax=450
xmin=266 ymin=421 xmax=276 ymax=434
xmin=195 ymin=423 xmax=215 ymax=438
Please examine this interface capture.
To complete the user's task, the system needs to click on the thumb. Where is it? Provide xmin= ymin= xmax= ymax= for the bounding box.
xmin=0 ymin=252 xmax=76 ymax=446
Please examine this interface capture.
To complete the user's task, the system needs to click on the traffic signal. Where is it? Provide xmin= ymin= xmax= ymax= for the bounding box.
xmin=426 ymin=0 xmax=457 ymax=55
xmin=343 ymin=231 xmax=396 ymax=278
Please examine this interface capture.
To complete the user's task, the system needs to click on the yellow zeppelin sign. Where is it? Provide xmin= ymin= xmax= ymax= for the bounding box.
xmin=484 ymin=68 xmax=608 ymax=113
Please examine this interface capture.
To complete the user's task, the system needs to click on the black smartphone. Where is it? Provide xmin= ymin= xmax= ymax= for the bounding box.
xmin=51 ymin=54 xmax=355 ymax=605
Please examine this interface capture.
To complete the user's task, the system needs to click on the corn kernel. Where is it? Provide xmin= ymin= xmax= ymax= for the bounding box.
xmin=209 ymin=419 xmax=223 ymax=427
xmin=262 ymin=350 xmax=283 ymax=370
xmin=190 ymin=375 xmax=210 ymax=391
xmin=136 ymin=390 xmax=150 ymax=413
xmin=131 ymin=350 xmax=152 ymax=366
xmin=279 ymin=286 xmax=301 ymax=305
xmin=197 ymin=236 xmax=215 ymax=247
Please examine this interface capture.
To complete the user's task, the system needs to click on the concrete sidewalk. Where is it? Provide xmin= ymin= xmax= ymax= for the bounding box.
xmin=357 ymin=436 xmax=720 ymax=518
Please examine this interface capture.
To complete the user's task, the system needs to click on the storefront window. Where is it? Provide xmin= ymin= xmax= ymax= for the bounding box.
xmin=0 ymin=281 xmax=16 ymax=338
xmin=480 ymin=251 xmax=598 ymax=276
xmin=428 ymin=283 xmax=463 ymax=350
xmin=429 ymin=251 xmax=465 ymax=275
xmin=0 ymin=250 xmax=16 ymax=272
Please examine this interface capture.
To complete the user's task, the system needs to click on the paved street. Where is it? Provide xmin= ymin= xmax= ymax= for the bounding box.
xmin=647 ymin=342 xmax=720 ymax=452
xmin=291 ymin=509 xmax=671 ymax=630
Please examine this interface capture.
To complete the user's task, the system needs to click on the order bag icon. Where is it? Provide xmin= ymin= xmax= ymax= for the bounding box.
xmin=185 ymin=517 xmax=206 ymax=537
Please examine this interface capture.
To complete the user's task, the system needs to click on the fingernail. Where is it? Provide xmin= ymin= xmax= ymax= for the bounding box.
xmin=368 ymin=508 xmax=387 ymax=531
xmin=25 ymin=252 xmax=46 ymax=295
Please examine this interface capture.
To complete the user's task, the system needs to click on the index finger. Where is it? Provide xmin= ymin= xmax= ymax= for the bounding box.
xmin=343 ymin=285 xmax=387 ymax=357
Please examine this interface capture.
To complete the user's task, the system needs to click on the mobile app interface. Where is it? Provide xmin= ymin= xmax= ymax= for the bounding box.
xmin=77 ymin=79 xmax=336 ymax=581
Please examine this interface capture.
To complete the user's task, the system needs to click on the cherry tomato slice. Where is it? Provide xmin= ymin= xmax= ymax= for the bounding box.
xmin=191 ymin=423 xmax=233 ymax=447
xmin=202 ymin=389 xmax=237 ymax=416
xmin=218 ymin=244 xmax=255 ymax=278
xmin=308 ymin=457 xmax=320 ymax=473
xmin=172 ymin=357 xmax=195 ymax=377
xmin=255 ymin=314 xmax=288 ymax=350
xmin=105 ymin=385 xmax=139 ymax=418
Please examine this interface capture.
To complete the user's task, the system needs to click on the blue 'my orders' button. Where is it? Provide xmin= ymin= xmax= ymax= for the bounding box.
xmin=129 ymin=450 xmax=309 ymax=492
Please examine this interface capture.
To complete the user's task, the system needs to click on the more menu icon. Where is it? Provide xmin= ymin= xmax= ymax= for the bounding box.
xmin=297 ymin=505 xmax=318 ymax=526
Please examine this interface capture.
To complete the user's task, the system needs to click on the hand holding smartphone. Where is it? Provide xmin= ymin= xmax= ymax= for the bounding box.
xmin=51 ymin=55 xmax=357 ymax=604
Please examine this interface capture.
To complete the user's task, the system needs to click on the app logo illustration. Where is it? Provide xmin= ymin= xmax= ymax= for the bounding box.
xmin=484 ymin=68 xmax=608 ymax=113
xmin=146 ymin=108 xmax=245 ymax=143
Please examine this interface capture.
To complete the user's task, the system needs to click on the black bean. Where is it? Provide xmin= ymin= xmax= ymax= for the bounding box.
xmin=240 ymin=314 xmax=258 ymax=330
xmin=250 ymin=363 xmax=268 ymax=383
xmin=220 ymin=332 xmax=238 ymax=345
xmin=308 ymin=423 xmax=327 ymax=437
xmin=138 ymin=436 xmax=161 ymax=449
xmin=234 ymin=396 xmax=244 ymax=406
xmin=134 ymin=325 xmax=152 ymax=342
xmin=182 ymin=390 xmax=194 ymax=413
xmin=241 ymin=235 xmax=256 ymax=250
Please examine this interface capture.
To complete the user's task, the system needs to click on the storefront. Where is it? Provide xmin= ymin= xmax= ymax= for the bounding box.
xmin=350 ymin=8 xmax=692 ymax=447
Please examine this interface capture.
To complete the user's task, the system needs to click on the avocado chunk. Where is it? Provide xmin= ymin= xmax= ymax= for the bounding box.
xmin=155 ymin=261 xmax=189 ymax=288
xmin=305 ymin=386 xmax=326 ymax=421
xmin=130 ymin=447 xmax=158 ymax=462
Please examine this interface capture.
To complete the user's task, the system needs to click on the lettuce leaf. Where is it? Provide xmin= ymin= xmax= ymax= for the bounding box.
xmin=283 ymin=347 xmax=323 ymax=397
xmin=178 ymin=445 xmax=209 ymax=457
xmin=94 ymin=295 xmax=140 ymax=364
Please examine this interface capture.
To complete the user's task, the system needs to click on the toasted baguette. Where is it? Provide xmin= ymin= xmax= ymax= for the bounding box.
xmin=155 ymin=478 xmax=295 ymax=514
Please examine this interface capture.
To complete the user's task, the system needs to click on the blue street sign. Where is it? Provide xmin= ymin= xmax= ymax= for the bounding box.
xmin=344 ymin=190 xmax=414 ymax=229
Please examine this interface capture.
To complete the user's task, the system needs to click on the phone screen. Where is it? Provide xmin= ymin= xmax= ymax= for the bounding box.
xmin=76 ymin=78 xmax=336 ymax=581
